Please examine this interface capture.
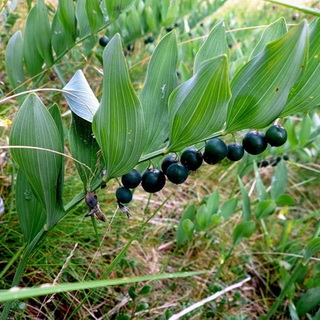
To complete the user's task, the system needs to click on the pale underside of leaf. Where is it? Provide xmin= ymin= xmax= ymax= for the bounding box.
xmin=63 ymin=70 xmax=99 ymax=123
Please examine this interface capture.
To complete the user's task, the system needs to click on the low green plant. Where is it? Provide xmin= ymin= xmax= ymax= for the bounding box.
xmin=1 ymin=0 xmax=320 ymax=318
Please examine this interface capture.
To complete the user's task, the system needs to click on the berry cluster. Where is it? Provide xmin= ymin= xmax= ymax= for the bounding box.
xmin=114 ymin=124 xmax=287 ymax=206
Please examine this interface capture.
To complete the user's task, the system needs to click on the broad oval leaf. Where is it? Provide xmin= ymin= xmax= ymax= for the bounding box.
xmin=63 ymin=70 xmax=99 ymax=123
xmin=10 ymin=94 xmax=65 ymax=228
xmin=226 ymin=21 xmax=309 ymax=132
xmin=194 ymin=20 xmax=227 ymax=73
xmin=270 ymin=159 xmax=287 ymax=200
xmin=105 ymin=0 xmax=135 ymax=21
xmin=218 ymin=197 xmax=238 ymax=220
xmin=75 ymin=0 xmax=91 ymax=38
xmin=167 ymin=55 xmax=231 ymax=152
xmin=140 ymin=31 xmax=178 ymax=154
xmin=69 ymin=112 xmax=103 ymax=188
xmin=177 ymin=205 xmax=196 ymax=245
xmin=5 ymin=31 xmax=26 ymax=93
xmin=52 ymin=0 xmax=76 ymax=57
xmin=254 ymin=200 xmax=277 ymax=219
xmin=281 ymin=18 xmax=320 ymax=117
xmin=296 ymin=287 xmax=320 ymax=316
xmin=36 ymin=0 xmax=53 ymax=66
xmin=23 ymin=5 xmax=44 ymax=77
xmin=16 ymin=170 xmax=46 ymax=244
xmin=249 ymin=17 xmax=287 ymax=60
xmin=86 ymin=0 xmax=104 ymax=33
xmin=233 ymin=221 xmax=256 ymax=245
xmin=92 ymin=34 xmax=145 ymax=180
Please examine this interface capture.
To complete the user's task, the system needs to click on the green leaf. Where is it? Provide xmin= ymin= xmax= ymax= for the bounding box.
xmin=0 ymin=270 xmax=208 ymax=303
xmin=138 ymin=285 xmax=152 ymax=295
xmin=218 ymin=198 xmax=238 ymax=220
xmin=196 ymin=204 xmax=210 ymax=230
xmin=182 ymin=219 xmax=195 ymax=239
xmin=253 ymin=162 xmax=268 ymax=201
xmin=281 ymin=18 xmax=320 ymax=117
xmin=206 ymin=188 xmax=220 ymax=215
xmin=276 ymin=194 xmax=295 ymax=206
xmin=238 ymin=176 xmax=251 ymax=221
xmin=254 ymin=200 xmax=277 ymax=219
xmin=75 ymin=0 xmax=91 ymax=38
xmin=69 ymin=112 xmax=102 ymax=188
xmin=233 ymin=221 xmax=255 ymax=245
xmin=5 ymin=31 xmax=26 ymax=93
xmin=299 ymin=115 xmax=312 ymax=147
xmin=177 ymin=205 xmax=196 ymax=245
xmin=303 ymin=238 xmax=320 ymax=261
xmin=265 ymin=0 xmax=320 ymax=17
xmin=140 ymin=31 xmax=178 ymax=154
xmin=86 ymin=0 xmax=104 ymax=33
xmin=36 ymin=0 xmax=54 ymax=66
xmin=167 ymin=55 xmax=231 ymax=152
xmin=249 ymin=17 xmax=287 ymax=60
xmin=178 ymin=60 xmax=191 ymax=82
xmin=92 ymin=34 xmax=145 ymax=180
xmin=296 ymin=287 xmax=320 ymax=316
xmin=52 ymin=0 xmax=76 ymax=57
xmin=226 ymin=21 xmax=309 ymax=132
xmin=105 ymin=0 xmax=135 ymax=21
xmin=23 ymin=5 xmax=44 ymax=78
xmin=10 ymin=94 xmax=65 ymax=228
xmin=16 ymin=170 xmax=46 ymax=244
xmin=194 ymin=20 xmax=227 ymax=73
xmin=270 ymin=159 xmax=288 ymax=200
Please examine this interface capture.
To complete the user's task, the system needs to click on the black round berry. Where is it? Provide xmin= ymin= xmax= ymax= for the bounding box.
xmin=266 ymin=125 xmax=287 ymax=147
xmin=85 ymin=192 xmax=98 ymax=209
xmin=181 ymin=148 xmax=203 ymax=171
xmin=161 ymin=154 xmax=179 ymax=174
xmin=141 ymin=169 xmax=166 ymax=193
xmin=283 ymin=155 xmax=289 ymax=161
xmin=166 ymin=163 xmax=188 ymax=184
xmin=227 ymin=143 xmax=244 ymax=161
xmin=127 ymin=44 xmax=134 ymax=52
xmin=99 ymin=36 xmax=110 ymax=47
xmin=116 ymin=187 xmax=133 ymax=204
xmin=121 ymin=169 xmax=141 ymax=189
xmin=242 ymin=131 xmax=268 ymax=155
xmin=165 ymin=26 xmax=173 ymax=32
xmin=203 ymin=138 xmax=228 ymax=164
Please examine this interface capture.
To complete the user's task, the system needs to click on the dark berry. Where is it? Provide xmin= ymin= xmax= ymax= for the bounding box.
xmin=166 ymin=163 xmax=188 ymax=184
xmin=141 ymin=169 xmax=166 ymax=193
xmin=203 ymin=138 xmax=228 ymax=164
xmin=99 ymin=36 xmax=110 ymax=47
xmin=116 ymin=187 xmax=133 ymax=204
xmin=181 ymin=148 xmax=203 ymax=171
xmin=270 ymin=158 xmax=277 ymax=167
xmin=261 ymin=160 xmax=269 ymax=167
xmin=266 ymin=125 xmax=287 ymax=147
xmin=227 ymin=143 xmax=244 ymax=161
xmin=165 ymin=26 xmax=173 ymax=32
xmin=144 ymin=35 xmax=154 ymax=44
xmin=174 ymin=22 xmax=180 ymax=27
xmin=85 ymin=192 xmax=98 ymax=209
xmin=121 ymin=169 xmax=141 ymax=189
xmin=161 ymin=154 xmax=179 ymax=174
xmin=242 ymin=131 xmax=268 ymax=155
xmin=283 ymin=155 xmax=289 ymax=161
xmin=127 ymin=44 xmax=134 ymax=52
